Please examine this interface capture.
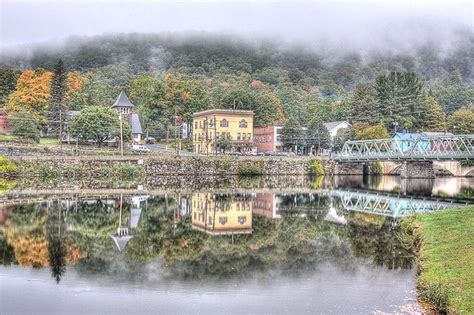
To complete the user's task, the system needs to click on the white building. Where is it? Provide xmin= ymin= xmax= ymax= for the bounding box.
xmin=323 ymin=120 xmax=351 ymax=139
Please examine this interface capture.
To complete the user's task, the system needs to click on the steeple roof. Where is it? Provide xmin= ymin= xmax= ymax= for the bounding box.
xmin=112 ymin=90 xmax=134 ymax=108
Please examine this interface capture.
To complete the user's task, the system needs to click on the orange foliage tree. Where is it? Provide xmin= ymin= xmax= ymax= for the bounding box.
xmin=4 ymin=69 xmax=53 ymax=123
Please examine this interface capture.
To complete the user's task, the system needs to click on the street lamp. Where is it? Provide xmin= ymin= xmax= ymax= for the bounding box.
xmin=392 ymin=121 xmax=399 ymax=133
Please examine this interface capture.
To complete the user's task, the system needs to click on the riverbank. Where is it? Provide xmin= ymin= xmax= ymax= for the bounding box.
xmin=408 ymin=205 xmax=474 ymax=313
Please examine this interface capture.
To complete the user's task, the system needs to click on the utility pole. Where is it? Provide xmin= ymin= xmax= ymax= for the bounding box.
xmin=59 ymin=109 xmax=63 ymax=149
xmin=214 ymin=114 xmax=217 ymax=155
xmin=119 ymin=114 xmax=124 ymax=156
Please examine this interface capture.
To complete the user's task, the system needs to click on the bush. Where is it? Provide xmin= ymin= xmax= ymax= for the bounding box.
xmin=115 ymin=163 xmax=142 ymax=180
xmin=0 ymin=156 xmax=18 ymax=175
xmin=9 ymin=110 xmax=40 ymax=143
xmin=238 ymin=161 xmax=263 ymax=176
xmin=306 ymin=159 xmax=325 ymax=175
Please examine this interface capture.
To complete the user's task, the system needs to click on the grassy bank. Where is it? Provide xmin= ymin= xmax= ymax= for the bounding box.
xmin=409 ymin=205 xmax=474 ymax=313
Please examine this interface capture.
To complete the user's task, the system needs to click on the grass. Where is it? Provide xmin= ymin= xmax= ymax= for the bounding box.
xmin=410 ymin=205 xmax=474 ymax=313
xmin=39 ymin=138 xmax=60 ymax=145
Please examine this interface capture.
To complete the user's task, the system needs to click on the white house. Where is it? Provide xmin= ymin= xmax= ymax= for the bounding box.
xmin=323 ymin=120 xmax=351 ymax=139
xmin=111 ymin=91 xmax=143 ymax=143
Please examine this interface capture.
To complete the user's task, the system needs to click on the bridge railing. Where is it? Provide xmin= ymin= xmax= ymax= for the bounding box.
xmin=334 ymin=134 xmax=474 ymax=161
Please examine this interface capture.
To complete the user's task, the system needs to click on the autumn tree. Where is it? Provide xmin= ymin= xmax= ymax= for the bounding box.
xmin=447 ymin=106 xmax=474 ymax=134
xmin=355 ymin=124 xmax=390 ymax=140
xmin=418 ymin=95 xmax=446 ymax=131
xmin=65 ymin=71 xmax=89 ymax=110
xmin=3 ymin=68 xmax=53 ymax=123
xmin=48 ymin=59 xmax=67 ymax=138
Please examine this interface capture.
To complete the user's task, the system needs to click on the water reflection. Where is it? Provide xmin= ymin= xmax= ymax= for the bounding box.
xmin=0 ymin=176 xmax=471 ymax=286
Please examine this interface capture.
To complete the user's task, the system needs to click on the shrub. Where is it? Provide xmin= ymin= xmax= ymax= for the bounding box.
xmin=238 ymin=161 xmax=263 ymax=176
xmin=306 ymin=159 xmax=325 ymax=175
xmin=0 ymin=156 xmax=18 ymax=175
xmin=115 ymin=163 xmax=141 ymax=179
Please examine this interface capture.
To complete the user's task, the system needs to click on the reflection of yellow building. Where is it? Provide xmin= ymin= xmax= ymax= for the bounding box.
xmin=191 ymin=193 xmax=253 ymax=235
xmin=192 ymin=109 xmax=254 ymax=154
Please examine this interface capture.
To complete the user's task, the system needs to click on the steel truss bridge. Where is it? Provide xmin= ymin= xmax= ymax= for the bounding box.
xmin=331 ymin=189 xmax=470 ymax=217
xmin=333 ymin=134 xmax=474 ymax=161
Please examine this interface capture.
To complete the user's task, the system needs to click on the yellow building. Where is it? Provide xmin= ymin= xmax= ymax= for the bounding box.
xmin=192 ymin=109 xmax=254 ymax=154
xmin=191 ymin=193 xmax=253 ymax=235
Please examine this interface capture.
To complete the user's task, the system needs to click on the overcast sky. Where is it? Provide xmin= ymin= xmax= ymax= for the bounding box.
xmin=0 ymin=1 xmax=472 ymax=51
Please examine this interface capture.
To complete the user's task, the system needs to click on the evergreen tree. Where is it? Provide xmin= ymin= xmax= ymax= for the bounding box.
xmin=348 ymin=84 xmax=380 ymax=124
xmin=0 ymin=69 xmax=21 ymax=107
xmin=280 ymin=117 xmax=304 ymax=151
xmin=48 ymin=59 xmax=67 ymax=138
xmin=419 ymin=95 xmax=446 ymax=131
xmin=375 ymin=72 xmax=423 ymax=131
xmin=305 ymin=117 xmax=331 ymax=154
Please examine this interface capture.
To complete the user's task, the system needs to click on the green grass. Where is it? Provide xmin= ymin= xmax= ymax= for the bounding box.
xmin=0 ymin=133 xmax=20 ymax=142
xmin=411 ymin=205 xmax=474 ymax=313
xmin=39 ymin=138 xmax=60 ymax=145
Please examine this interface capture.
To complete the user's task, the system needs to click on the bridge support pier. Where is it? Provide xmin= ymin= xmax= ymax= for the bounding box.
xmin=334 ymin=162 xmax=364 ymax=175
xmin=399 ymin=161 xmax=435 ymax=179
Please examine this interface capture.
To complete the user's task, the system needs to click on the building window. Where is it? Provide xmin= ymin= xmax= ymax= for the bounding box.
xmin=219 ymin=217 xmax=228 ymax=225
xmin=220 ymin=119 xmax=229 ymax=127
xmin=238 ymin=216 xmax=246 ymax=224
xmin=248 ymin=133 xmax=251 ymax=141
xmin=237 ymin=133 xmax=241 ymax=140
xmin=195 ymin=122 xmax=198 ymax=129
xmin=216 ymin=132 xmax=220 ymax=139
xmin=227 ymin=132 xmax=231 ymax=139
xmin=239 ymin=119 xmax=247 ymax=128
xmin=194 ymin=134 xmax=197 ymax=141
xmin=209 ymin=118 xmax=215 ymax=127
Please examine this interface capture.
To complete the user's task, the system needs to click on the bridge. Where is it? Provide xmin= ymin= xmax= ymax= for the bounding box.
xmin=331 ymin=189 xmax=470 ymax=218
xmin=334 ymin=134 xmax=474 ymax=162
xmin=332 ymin=135 xmax=474 ymax=178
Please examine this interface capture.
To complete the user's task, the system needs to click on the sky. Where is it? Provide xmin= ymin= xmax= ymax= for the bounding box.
xmin=0 ymin=0 xmax=472 ymax=51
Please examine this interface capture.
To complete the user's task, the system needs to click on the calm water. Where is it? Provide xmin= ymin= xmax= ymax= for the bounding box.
xmin=0 ymin=176 xmax=472 ymax=314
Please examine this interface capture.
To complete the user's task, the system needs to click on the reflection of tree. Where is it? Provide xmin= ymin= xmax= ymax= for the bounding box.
xmin=46 ymin=206 xmax=67 ymax=283
xmin=347 ymin=216 xmax=414 ymax=270
xmin=0 ymin=232 xmax=16 ymax=265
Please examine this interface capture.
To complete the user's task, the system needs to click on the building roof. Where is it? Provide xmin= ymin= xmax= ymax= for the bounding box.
xmin=112 ymin=90 xmax=135 ymax=108
xmin=421 ymin=132 xmax=454 ymax=137
xmin=392 ymin=132 xmax=421 ymax=140
xmin=193 ymin=109 xmax=254 ymax=117
xmin=110 ymin=234 xmax=134 ymax=252
xmin=323 ymin=120 xmax=351 ymax=131
xmin=130 ymin=113 xmax=142 ymax=134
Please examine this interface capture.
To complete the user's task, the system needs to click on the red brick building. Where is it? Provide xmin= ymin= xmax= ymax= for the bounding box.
xmin=253 ymin=126 xmax=283 ymax=153
xmin=0 ymin=109 xmax=9 ymax=132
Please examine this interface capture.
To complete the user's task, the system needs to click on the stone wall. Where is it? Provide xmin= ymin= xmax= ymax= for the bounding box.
xmin=399 ymin=161 xmax=435 ymax=179
xmin=10 ymin=156 xmax=335 ymax=179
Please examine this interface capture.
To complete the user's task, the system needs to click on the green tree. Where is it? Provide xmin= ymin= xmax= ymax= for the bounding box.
xmin=355 ymin=124 xmax=390 ymax=140
xmin=333 ymin=127 xmax=355 ymax=152
xmin=48 ymin=59 xmax=67 ymax=138
xmin=128 ymin=75 xmax=166 ymax=135
xmin=418 ymin=95 xmax=446 ymax=131
xmin=349 ymin=84 xmax=380 ymax=124
xmin=447 ymin=106 xmax=474 ymax=134
xmin=305 ymin=117 xmax=331 ymax=154
xmin=69 ymin=106 xmax=124 ymax=147
xmin=375 ymin=72 xmax=423 ymax=131
xmin=9 ymin=110 xmax=40 ymax=143
xmin=280 ymin=117 xmax=304 ymax=151
xmin=0 ymin=69 xmax=21 ymax=107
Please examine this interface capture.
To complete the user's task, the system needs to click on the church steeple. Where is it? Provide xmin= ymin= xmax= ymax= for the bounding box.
xmin=112 ymin=90 xmax=134 ymax=115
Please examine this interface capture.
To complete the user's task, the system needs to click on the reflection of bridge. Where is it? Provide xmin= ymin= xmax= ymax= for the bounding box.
xmin=331 ymin=189 xmax=470 ymax=217
xmin=334 ymin=135 xmax=474 ymax=162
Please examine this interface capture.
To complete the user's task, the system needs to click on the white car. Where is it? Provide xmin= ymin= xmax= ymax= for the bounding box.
xmin=131 ymin=145 xmax=151 ymax=153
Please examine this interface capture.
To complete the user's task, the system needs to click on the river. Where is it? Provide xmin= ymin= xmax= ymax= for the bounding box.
xmin=0 ymin=176 xmax=472 ymax=314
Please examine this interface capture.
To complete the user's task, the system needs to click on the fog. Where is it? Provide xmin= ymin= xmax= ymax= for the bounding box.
xmin=1 ymin=1 xmax=472 ymax=54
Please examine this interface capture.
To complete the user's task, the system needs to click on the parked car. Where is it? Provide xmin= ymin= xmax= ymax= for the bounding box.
xmin=145 ymin=136 xmax=156 ymax=144
xmin=132 ymin=144 xmax=151 ymax=153
xmin=229 ymin=151 xmax=242 ymax=156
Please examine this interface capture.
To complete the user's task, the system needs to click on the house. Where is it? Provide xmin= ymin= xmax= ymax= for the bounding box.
xmin=192 ymin=109 xmax=254 ymax=154
xmin=323 ymin=120 xmax=351 ymax=139
xmin=391 ymin=132 xmax=432 ymax=152
xmin=111 ymin=91 xmax=143 ymax=143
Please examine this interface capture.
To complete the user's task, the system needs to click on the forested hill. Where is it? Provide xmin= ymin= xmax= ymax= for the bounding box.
xmin=1 ymin=32 xmax=473 ymax=136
